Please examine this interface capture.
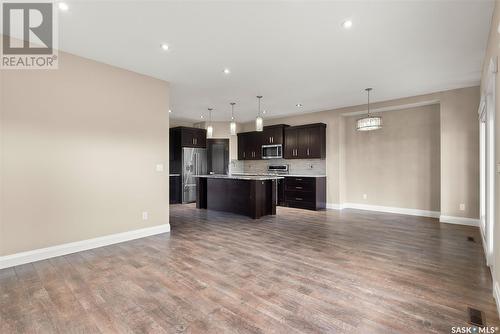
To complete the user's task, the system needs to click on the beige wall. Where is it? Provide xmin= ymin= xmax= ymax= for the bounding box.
xmin=241 ymin=86 xmax=479 ymax=218
xmin=480 ymin=0 xmax=500 ymax=308
xmin=0 ymin=50 xmax=170 ymax=256
xmin=344 ymin=105 xmax=441 ymax=211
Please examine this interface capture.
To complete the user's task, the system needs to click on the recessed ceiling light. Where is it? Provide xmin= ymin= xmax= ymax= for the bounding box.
xmin=262 ymin=109 xmax=267 ymax=114
xmin=223 ymin=68 xmax=230 ymax=74
xmin=341 ymin=19 xmax=353 ymax=29
xmin=58 ymin=2 xmax=69 ymax=11
xmin=168 ymin=109 xmax=172 ymax=113
xmin=160 ymin=43 xmax=169 ymax=51
xmin=296 ymin=104 xmax=303 ymax=108
xmin=200 ymin=115 xmax=204 ymax=119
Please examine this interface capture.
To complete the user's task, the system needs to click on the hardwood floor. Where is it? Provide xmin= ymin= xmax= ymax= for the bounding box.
xmin=1 ymin=204 xmax=498 ymax=333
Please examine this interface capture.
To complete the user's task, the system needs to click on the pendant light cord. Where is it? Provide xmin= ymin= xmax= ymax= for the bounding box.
xmin=365 ymin=88 xmax=372 ymax=117
xmin=257 ymin=95 xmax=263 ymax=117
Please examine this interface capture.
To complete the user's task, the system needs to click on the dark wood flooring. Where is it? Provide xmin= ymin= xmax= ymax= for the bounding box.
xmin=1 ymin=204 xmax=498 ymax=333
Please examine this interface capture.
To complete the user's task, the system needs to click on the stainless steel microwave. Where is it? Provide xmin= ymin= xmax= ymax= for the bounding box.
xmin=262 ymin=144 xmax=283 ymax=159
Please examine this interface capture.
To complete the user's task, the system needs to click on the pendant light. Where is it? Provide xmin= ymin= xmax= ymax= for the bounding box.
xmin=255 ymin=95 xmax=264 ymax=132
xmin=229 ymin=102 xmax=237 ymax=136
xmin=356 ymin=88 xmax=382 ymax=131
xmin=206 ymin=108 xmax=214 ymax=138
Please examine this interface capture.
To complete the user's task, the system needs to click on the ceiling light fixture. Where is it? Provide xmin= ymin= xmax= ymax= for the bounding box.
xmin=356 ymin=88 xmax=382 ymax=131
xmin=296 ymin=103 xmax=303 ymax=108
xmin=223 ymin=68 xmax=231 ymax=74
xmin=160 ymin=43 xmax=169 ymax=51
xmin=207 ymin=108 xmax=214 ymax=138
xmin=255 ymin=96 xmax=264 ymax=132
xmin=58 ymin=2 xmax=69 ymax=11
xmin=229 ymin=102 xmax=237 ymax=136
xmin=341 ymin=19 xmax=353 ymax=29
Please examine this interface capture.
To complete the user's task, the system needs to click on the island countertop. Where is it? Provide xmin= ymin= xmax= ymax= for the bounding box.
xmin=194 ymin=174 xmax=284 ymax=181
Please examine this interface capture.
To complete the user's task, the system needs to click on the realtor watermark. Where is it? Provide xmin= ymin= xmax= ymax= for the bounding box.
xmin=451 ymin=326 xmax=499 ymax=333
xmin=1 ymin=0 xmax=58 ymax=69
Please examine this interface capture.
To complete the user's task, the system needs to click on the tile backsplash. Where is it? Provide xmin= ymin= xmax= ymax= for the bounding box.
xmin=230 ymin=159 xmax=326 ymax=175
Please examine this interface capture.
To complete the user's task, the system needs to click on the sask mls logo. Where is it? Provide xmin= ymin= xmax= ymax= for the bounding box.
xmin=1 ymin=1 xmax=58 ymax=69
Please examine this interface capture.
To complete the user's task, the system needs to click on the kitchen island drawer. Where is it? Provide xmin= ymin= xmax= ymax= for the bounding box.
xmin=284 ymin=191 xmax=315 ymax=203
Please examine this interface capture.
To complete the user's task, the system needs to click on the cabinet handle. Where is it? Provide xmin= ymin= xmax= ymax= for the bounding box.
xmin=243 ymin=152 xmax=246 ymax=158
xmin=307 ymin=148 xmax=309 ymax=156
xmin=295 ymin=197 xmax=303 ymax=201
xmin=296 ymin=178 xmax=302 ymax=181
xmin=296 ymin=186 xmax=303 ymax=189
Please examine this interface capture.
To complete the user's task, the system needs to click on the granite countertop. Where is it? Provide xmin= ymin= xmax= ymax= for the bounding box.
xmin=231 ymin=172 xmax=326 ymax=178
xmin=194 ymin=174 xmax=284 ymax=180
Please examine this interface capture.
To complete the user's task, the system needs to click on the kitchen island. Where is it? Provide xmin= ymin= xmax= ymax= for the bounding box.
xmin=194 ymin=175 xmax=283 ymax=219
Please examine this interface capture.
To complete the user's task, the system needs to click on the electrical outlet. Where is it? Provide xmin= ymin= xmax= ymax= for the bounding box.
xmin=156 ymin=164 xmax=164 ymax=172
xmin=363 ymin=194 xmax=367 ymax=200
xmin=459 ymin=203 xmax=465 ymax=211
xmin=142 ymin=211 xmax=148 ymax=220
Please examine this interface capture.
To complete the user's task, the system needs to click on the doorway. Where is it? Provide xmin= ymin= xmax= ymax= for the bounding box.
xmin=479 ymin=57 xmax=496 ymax=268
xmin=207 ymin=139 xmax=229 ymax=175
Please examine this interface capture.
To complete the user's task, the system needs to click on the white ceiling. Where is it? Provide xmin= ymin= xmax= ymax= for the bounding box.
xmin=55 ymin=1 xmax=493 ymax=122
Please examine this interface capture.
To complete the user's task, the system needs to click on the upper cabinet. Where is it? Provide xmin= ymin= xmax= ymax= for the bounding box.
xmin=262 ymin=124 xmax=288 ymax=145
xmin=171 ymin=126 xmax=207 ymax=149
xmin=237 ymin=131 xmax=261 ymax=160
xmin=284 ymin=123 xmax=326 ymax=159
xmin=237 ymin=123 xmax=325 ymax=160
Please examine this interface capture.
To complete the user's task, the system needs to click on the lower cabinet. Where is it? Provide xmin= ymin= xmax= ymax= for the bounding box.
xmin=283 ymin=176 xmax=326 ymax=210
xmin=169 ymin=175 xmax=181 ymax=204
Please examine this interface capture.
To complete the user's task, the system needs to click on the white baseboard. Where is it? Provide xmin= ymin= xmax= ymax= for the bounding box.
xmin=0 ymin=224 xmax=170 ymax=270
xmin=494 ymin=281 xmax=500 ymax=319
xmin=331 ymin=202 xmax=440 ymax=218
xmin=439 ymin=215 xmax=480 ymax=227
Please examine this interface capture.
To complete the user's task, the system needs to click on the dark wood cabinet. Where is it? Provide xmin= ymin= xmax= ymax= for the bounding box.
xmin=237 ymin=131 xmax=262 ymax=160
xmin=172 ymin=126 xmax=206 ymax=149
xmin=169 ymin=175 xmax=181 ymax=204
xmin=237 ymin=123 xmax=324 ymax=160
xmin=283 ymin=176 xmax=326 ymax=210
xmin=284 ymin=123 xmax=326 ymax=159
xmin=170 ymin=126 xmax=207 ymax=175
xmin=262 ymin=124 xmax=288 ymax=145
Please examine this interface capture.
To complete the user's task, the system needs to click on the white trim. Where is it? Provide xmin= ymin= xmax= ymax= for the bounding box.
xmin=0 ymin=224 xmax=170 ymax=270
xmin=326 ymin=203 xmax=343 ymax=210
xmin=439 ymin=215 xmax=480 ymax=227
xmin=333 ymin=202 xmax=440 ymax=218
xmin=494 ymin=281 xmax=500 ymax=319
xmin=340 ymin=100 xmax=440 ymax=117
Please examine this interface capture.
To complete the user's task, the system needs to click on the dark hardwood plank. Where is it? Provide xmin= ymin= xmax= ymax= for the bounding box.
xmin=0 ymin=204 xmax=498 ymax=333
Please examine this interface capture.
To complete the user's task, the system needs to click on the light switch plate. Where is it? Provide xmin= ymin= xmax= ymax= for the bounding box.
xmin=497 ymin=163 xmax=500 ymax=173
xmin=156 ymin=164 xmax=164 ymax=172
xmin=142 ymin=211 xmax=148 ymax=220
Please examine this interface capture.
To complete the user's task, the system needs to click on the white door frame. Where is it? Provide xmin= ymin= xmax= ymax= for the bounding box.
xmin=480 ymin=56 xmax=497 ymax=268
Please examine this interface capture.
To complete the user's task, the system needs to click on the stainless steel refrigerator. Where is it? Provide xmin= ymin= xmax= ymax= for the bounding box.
xmin=182 ymin=147 xmax=207 ymax=203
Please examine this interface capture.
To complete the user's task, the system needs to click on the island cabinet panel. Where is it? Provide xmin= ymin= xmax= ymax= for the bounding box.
xmin=171 ymin=126 xmax=207 ymax=148
xmin=196 ymin=176 xmax=277 ymax=219
xmin=284 ymin=123 xmax=326 ymax=159
xmin=284 ymin=176 xmax=326 ymax=210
